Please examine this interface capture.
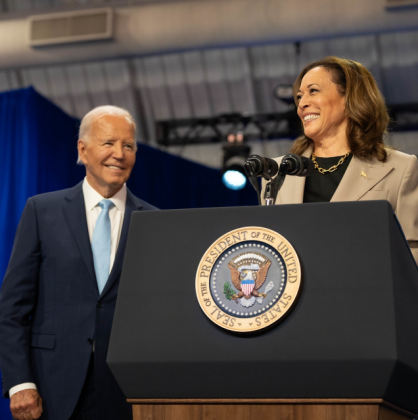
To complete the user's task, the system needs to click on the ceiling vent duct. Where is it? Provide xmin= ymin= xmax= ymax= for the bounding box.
xmin=386 ymin=0 xmax=418 ymax=9
xmin=28 ymin=8 xmax=113 ymax=47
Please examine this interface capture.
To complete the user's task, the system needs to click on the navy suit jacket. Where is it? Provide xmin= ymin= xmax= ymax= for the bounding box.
xmin=0 ymin=182 xmax=157 ymax=420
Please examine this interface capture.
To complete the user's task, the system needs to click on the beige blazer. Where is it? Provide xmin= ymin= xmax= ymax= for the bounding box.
xmin=264 ymin=147 xmax=418 ymax=263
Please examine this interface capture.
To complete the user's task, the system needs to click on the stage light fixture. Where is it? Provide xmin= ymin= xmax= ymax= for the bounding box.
xmin=222 ymin=133 xmax=250 ymax=191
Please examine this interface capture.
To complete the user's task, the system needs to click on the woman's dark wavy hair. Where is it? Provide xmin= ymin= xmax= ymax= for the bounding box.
xmin=291 ymin=56 xmax=390 ymax=161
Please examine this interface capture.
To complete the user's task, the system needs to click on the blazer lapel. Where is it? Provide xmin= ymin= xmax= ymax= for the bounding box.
xmin=331 ymin=155 xmax=394 ymax=202
xmin=100 ymin=190 xmax=144 ymax=297
xmin=62 ymin=182 xmax=97 ymax=289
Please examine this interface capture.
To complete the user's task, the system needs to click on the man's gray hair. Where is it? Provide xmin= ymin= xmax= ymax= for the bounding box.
xmin=77 ymin=105 xmax=137 ymax=165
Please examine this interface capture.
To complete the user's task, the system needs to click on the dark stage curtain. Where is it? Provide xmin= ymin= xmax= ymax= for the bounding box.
xmin=0 ymin=87 xmax=256 ymax=419
xmin=130 ymin=142 xmax=258 ymax=209
xmin=0 ymin=87 xmax=84 ymax=419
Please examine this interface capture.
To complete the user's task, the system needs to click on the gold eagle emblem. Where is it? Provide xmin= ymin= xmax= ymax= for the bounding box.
xmin=227 ymin=252 xmax=271 ymax=301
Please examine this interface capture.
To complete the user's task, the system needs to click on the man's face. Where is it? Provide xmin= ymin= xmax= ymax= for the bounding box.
xmin=78 ymin=115 xmax=136 ymax=198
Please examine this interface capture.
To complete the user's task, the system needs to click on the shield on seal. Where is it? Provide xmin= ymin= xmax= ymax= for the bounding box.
xmin=241 ymin=278 xmax=255 ymax=296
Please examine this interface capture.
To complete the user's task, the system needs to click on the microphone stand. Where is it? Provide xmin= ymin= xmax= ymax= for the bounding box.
xmin=245 ymin=153 xmax=313 ymax=206
xmin=263 ymin=161 xmax=288 ymax=206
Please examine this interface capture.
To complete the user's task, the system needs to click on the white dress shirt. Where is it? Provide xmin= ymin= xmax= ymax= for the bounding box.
xmin=9 ymin=178 xmax=126 ymax=398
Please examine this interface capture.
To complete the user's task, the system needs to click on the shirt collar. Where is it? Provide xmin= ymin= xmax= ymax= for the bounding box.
xmin=82 ymin=177 xmax=127 ymax=213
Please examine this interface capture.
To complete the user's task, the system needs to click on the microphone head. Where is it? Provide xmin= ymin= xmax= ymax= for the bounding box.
xmin=300 ymin=156 xmax=315 ymax=177
xmin=245 ymin=155 xmax=264 ymax=176
xmin=301 ymin=156 xmax=315 ymax=176
xmin=244 ymin=155 xmax=279 ymax=180
xmin=262 ymin=157 xmax=279 ymax=179
xmin=282 ymin=154 xmax=314 ymax=177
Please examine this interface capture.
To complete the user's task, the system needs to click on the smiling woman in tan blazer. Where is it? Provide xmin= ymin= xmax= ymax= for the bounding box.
xmin=266 ymin=57 xmax=418 ymax=263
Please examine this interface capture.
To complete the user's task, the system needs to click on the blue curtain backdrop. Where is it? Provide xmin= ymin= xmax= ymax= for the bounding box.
xmin=0 ymin=87 xmax=256 ymax=419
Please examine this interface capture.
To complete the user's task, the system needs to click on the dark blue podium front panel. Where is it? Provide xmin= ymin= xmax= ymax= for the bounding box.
xmin=108 ymin=201 xmax=418 ymax=413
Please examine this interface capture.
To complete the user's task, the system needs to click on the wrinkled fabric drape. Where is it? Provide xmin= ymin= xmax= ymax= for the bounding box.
xmin=0 ymin=87 xmax=256 ymax=419
xmin=0 ymin=87 xmax=83 ymax=418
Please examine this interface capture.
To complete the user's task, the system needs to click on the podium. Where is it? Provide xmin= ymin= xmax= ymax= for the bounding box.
xmin=108 ymin=201 xmax=418 ymax=419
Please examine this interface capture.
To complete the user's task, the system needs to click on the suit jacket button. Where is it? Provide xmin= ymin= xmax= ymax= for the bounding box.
xmin=97 ymin=302 xmax=102 ymax=308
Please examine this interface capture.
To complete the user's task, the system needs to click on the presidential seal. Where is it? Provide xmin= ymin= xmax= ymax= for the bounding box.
xmin=196 ymin=227 xmax=301 ymax=333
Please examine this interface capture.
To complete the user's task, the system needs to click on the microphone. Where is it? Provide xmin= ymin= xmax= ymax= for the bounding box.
xmin=281 ymin=154 xmax=314 ymax=177
xmin=244 ymin=155 xmax=279 ymax=180
xmin=244 ymin=154 xmax=313 ymax=180
xmin=244 ymin=154 xmax=314 ymax=206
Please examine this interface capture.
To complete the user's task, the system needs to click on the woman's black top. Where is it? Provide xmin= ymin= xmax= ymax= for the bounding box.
xmin=303 ymin=154 xmax=353 ymax=203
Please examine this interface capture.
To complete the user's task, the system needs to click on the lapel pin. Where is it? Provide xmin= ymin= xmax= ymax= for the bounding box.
xmin=361 ymin=171 xmax=367 ymax=178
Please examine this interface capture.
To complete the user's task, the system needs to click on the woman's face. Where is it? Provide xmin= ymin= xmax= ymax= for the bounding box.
xmin=296 ymin=66 xmax=348 ymax=143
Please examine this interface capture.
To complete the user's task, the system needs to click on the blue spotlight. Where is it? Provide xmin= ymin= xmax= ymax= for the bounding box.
xmin=222 ymin=140 xmax=250 ymax=191
xmin=222 ymin=169 xmax=247 ymax=190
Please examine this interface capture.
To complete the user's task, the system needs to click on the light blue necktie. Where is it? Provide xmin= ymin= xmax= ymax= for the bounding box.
xmin=92 ymin=199 xmax=115 ymax=294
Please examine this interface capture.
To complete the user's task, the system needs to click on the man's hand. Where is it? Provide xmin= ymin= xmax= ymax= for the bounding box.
xmin=10 ymin=389 xmax=43 ymax=420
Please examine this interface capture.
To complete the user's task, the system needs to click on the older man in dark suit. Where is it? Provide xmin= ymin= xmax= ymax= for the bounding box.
xmin=0 ymin=106 xmax=156 ymax=420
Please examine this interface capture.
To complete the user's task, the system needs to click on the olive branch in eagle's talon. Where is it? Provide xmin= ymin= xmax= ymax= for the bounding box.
xmin=223 ymin=282 xmax=236 ymax=301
